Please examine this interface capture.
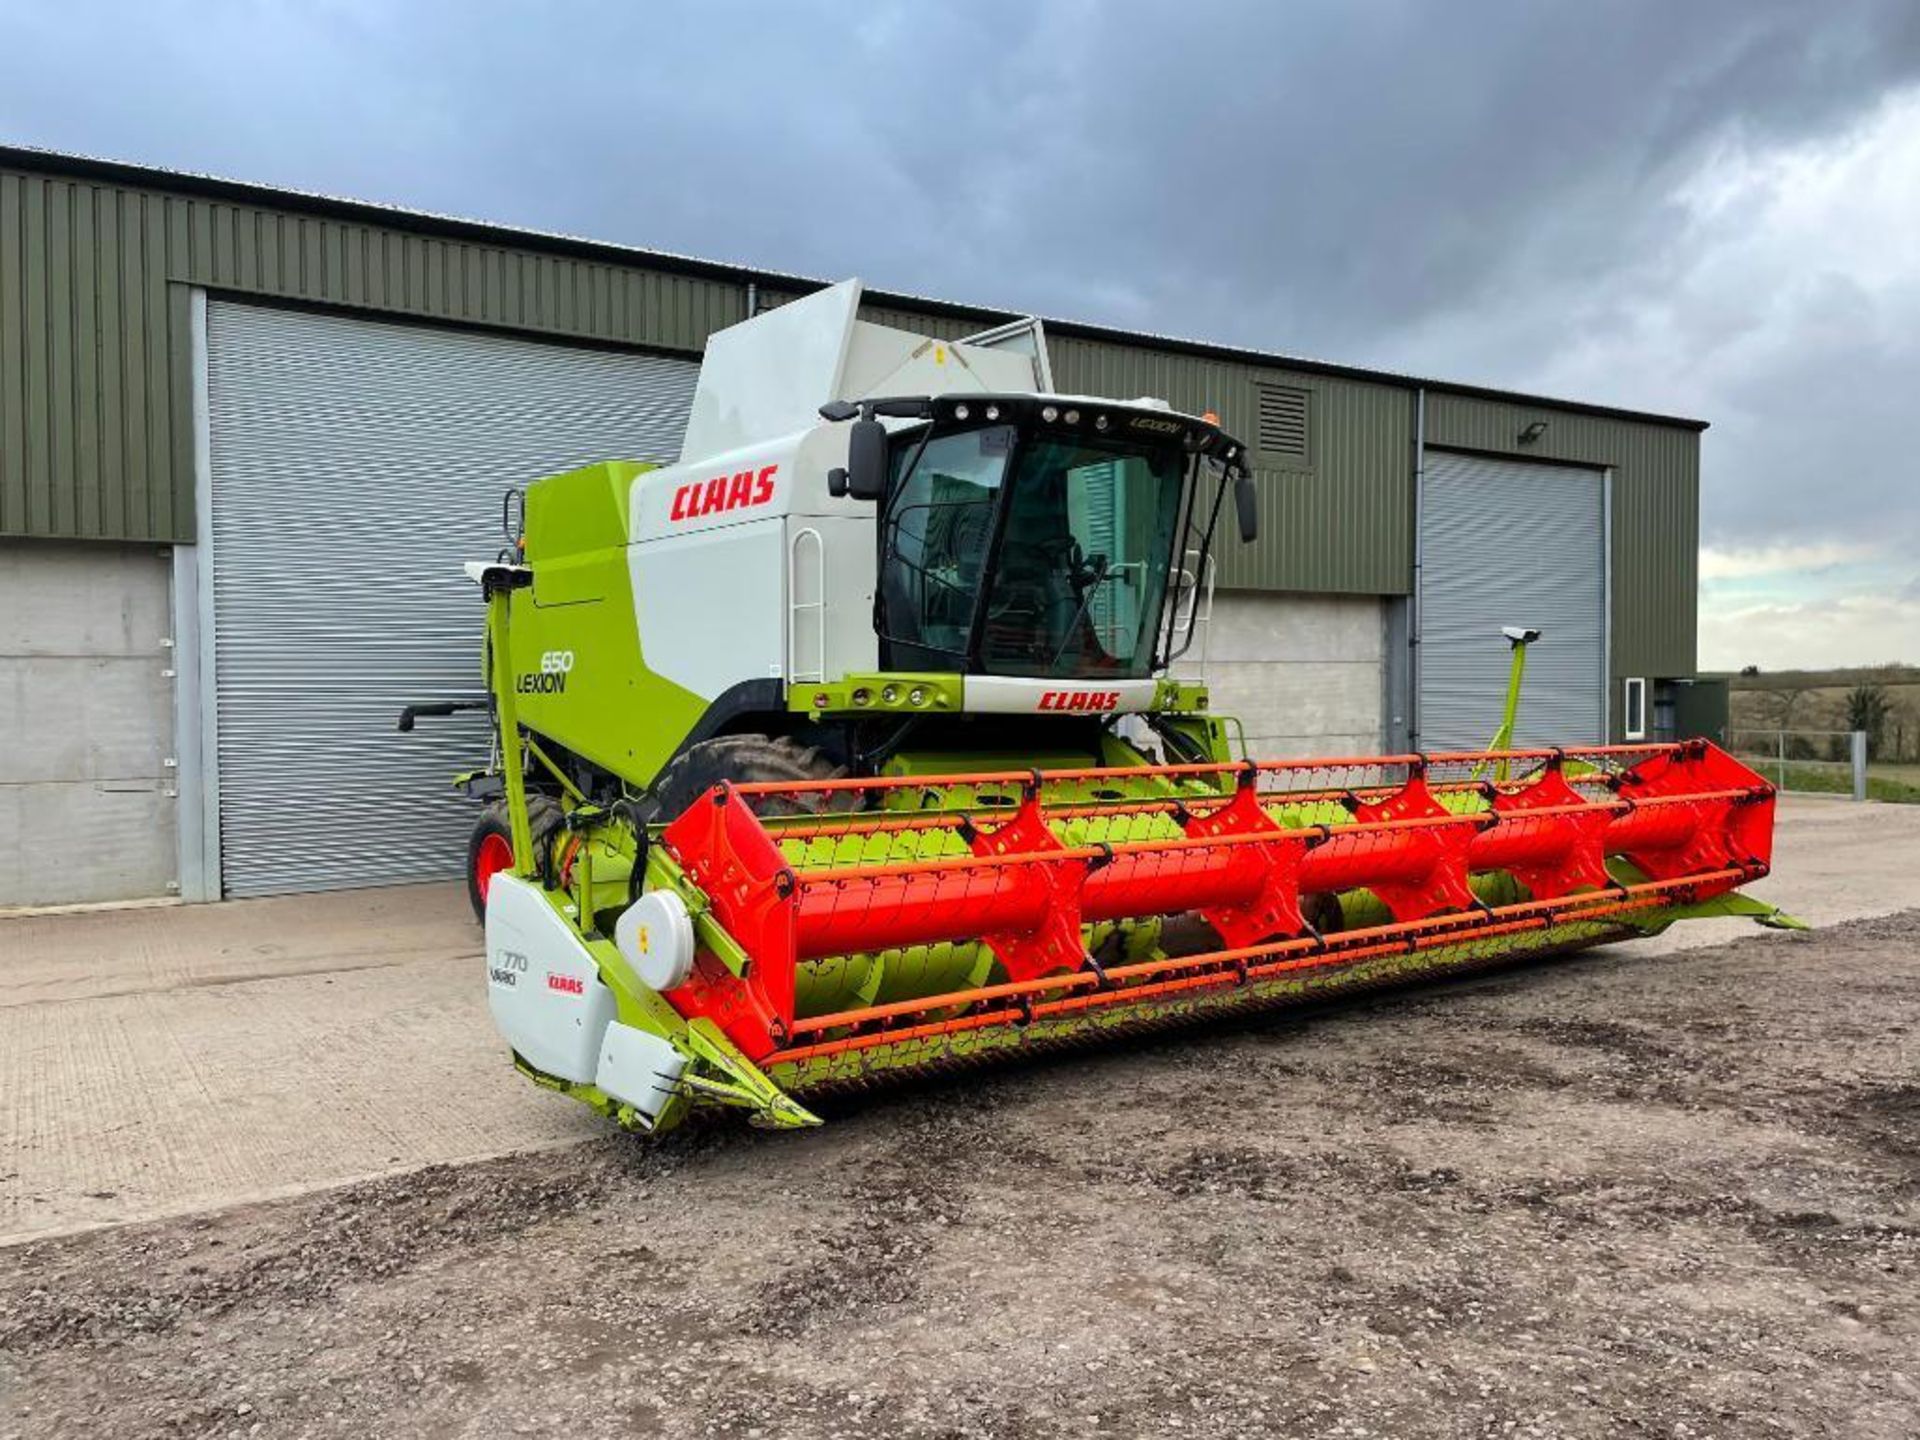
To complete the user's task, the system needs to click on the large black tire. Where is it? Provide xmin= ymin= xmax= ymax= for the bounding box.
xmin=646 ymin=734 xmax=856 ymax=823
xmin=466 ymin=794 xmax=563 ymax=924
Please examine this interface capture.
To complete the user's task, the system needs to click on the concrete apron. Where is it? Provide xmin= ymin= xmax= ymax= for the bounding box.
xmin=4 ymin=796 xmax=1918 ymax=1245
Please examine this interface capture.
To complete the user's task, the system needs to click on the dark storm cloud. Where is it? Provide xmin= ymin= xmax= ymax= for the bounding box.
xmin=7 ymin=3 xmax=1914 ymax=338
xmin=4 ymin=0 xmax=1918 ymax=579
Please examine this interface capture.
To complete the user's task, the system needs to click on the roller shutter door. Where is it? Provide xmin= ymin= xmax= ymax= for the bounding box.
xmin=206 ymin=302 xmax=697 ymax=896
xmin=1417 ymin=450 xmax=1605 ymax=751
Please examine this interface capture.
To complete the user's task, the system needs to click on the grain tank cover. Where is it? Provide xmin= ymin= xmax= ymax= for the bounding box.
xmin=677 ymin=278 xmax=1052 ymax=464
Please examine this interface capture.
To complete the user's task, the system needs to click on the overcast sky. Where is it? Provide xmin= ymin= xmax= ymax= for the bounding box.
xmin=6 ymin=0 xmax=1917 ymax=669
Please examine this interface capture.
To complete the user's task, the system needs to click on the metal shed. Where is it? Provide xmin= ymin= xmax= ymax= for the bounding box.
xmin=0 ymin=146 xmax=1709 ymax=904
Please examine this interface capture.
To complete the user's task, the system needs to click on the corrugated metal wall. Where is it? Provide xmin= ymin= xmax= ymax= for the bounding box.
xmin=205 ymin=300 xmax=698 ymax=895
xmin=0 ymin=157 xmax=1699 ymax=677
xmin=1424 ymin=394 xmax=1699 ymax=684
xmin=855 ymin=301 xmax=985 ymax=341
xmin=850 ymin=312 xmax=1416 ymax=596
xmin=1417 ymin=450 xmax=1606 ymax=749
xmin=1047 ymin=334 xmax=1414 ymax=595
xmin=1 ymin=172 xmax=187 ymax=540
xmin=0 ymin=166 xmax=743 ymax=542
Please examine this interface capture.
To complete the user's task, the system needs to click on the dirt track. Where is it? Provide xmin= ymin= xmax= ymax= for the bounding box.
xmin=4 ymin=913 xmax=1917 ymax=1439
xmin=8 ymin=794 xmax=1915 ymax=1249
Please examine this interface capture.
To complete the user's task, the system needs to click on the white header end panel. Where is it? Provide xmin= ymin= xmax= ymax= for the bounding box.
xmin=485 ymin=873 xmax=616 ymax=1084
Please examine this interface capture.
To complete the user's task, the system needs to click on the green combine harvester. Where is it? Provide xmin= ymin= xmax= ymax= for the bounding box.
xmin=403 ymin=280 xmax=1788 ymax=1134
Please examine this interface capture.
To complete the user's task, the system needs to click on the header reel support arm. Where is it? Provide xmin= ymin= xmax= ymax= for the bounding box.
xmin=474 ymin=561 xmax=536 ymax=875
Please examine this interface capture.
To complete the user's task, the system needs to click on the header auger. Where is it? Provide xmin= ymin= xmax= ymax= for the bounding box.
xmin=418 ymin=280 xmax=1790 ymax=1135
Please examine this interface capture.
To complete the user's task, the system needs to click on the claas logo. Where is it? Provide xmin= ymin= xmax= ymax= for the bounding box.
xmin=1038 ymin=690 xmax=1122 ymax=712
xmin=670 ymin=464 xmax=778 ymax=521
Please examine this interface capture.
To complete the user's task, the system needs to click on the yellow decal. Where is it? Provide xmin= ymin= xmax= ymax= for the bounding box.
xmin=934 ymin=345 xmax=946 ymax=365
xmin=637 ymin=924 xmax=652 ymax=954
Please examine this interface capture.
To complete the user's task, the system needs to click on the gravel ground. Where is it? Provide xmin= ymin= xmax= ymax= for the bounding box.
xmin=3 ymin=913 xmax=1916 ymax=1439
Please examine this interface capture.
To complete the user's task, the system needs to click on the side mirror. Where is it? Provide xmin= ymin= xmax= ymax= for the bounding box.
xmin=1233 ymin=468 xmax=1258 ymax=543
xmin=846 ymin=417 xmax=889 ymax=502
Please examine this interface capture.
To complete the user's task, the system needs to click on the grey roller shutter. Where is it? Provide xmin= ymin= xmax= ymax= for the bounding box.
xmin=1417 ymin=450 xmax=1605 ymax=752
xmin=206 ymin=302 xmax=697 ymax=896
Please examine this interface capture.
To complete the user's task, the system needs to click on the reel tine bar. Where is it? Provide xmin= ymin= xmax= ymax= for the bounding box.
xmin=658 ymin=741 xmax=1775 ymax=1063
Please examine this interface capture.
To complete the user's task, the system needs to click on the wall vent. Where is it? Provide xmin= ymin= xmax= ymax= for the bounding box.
xmin=1255 ymin=384 xmax=1311 ymax=461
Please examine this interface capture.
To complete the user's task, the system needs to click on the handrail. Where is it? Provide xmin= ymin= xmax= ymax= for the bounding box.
xmin=787 ymin=525 xmax=827 ymax=683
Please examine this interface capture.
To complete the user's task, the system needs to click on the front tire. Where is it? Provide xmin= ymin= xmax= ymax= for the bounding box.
xmin=466 ymin=795 xmax=562 ymax=924
xmin=647 ymin=734 xmax=856 ymax=821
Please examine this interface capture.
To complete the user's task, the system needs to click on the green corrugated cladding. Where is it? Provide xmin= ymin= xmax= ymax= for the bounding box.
xmin=1044 ymin=333 xmax=1415 ymax=595
xmin=854 ymin=315 xmax=1418 ymax=596
xmin=0 ymin=168 xmax=746 ymax=540
xmin=853 ymin=302 xmax=983 ymax=341
xmin=0 ymin=163 xmax=1699 ymax=685
xmin=1424 ymin=394 xmax=1699 ymax=683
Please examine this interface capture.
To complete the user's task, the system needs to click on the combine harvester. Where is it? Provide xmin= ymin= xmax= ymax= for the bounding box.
xmin=410 ymin=281 xmax=1791 ymax=1134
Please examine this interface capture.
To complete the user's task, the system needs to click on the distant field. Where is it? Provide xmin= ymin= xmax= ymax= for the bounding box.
xmin=1727 ymin=666 xmax=1920 ymax=775
xmin=1726 ymin=754 xmax=1920 ymax=804
xmin=1735 ymin=673 xmax=1916 ymax=690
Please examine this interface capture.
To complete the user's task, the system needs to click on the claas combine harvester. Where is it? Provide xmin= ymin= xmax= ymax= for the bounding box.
xmin=413 ymin=280 xmax=1791 ymax=1134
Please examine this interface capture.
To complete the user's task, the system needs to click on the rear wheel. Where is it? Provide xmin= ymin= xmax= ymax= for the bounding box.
xmin=466 ymin=795 xmax=563 ymax=924
xmin=647 ymin=734 xmax=856 ymax=821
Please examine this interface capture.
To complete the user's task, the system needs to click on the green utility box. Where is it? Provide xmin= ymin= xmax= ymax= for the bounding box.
xmin=1672 ymin=676 xmax=1731 ymax=744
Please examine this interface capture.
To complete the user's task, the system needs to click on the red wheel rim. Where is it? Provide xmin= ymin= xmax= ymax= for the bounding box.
xmin=474 ymin=832 xmax=515 ymax=902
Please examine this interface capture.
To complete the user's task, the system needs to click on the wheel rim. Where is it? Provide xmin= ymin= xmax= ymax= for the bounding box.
xmin=474 ymin=832 xmax=515 ymax=903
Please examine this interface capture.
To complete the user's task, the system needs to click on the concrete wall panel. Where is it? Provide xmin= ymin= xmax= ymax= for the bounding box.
xmin=1206 ymin=590 xmax=1385 ymax=665
xmin=0 ymin=780 xmax=174 ymax=906
xmin=0 ymin=656 xmax=173 ymax=784
xmin=1 ymin=540 xmax=170 ymax=655
xmin=0 ymin=540 xmax=175 ymax=904
xmin=1199 ymin=592 xmax=1384 ymax=760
